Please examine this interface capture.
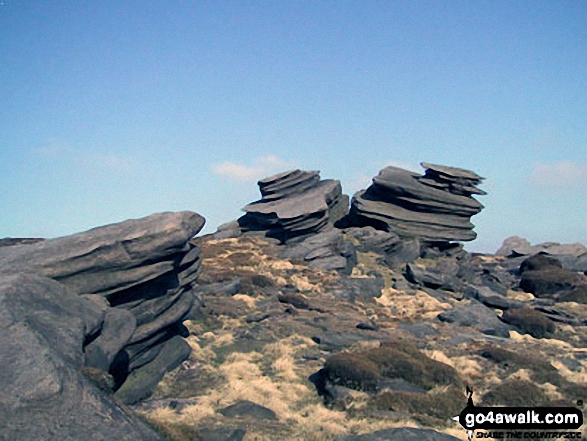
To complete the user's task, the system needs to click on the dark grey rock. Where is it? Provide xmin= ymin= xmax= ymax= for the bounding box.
xmin=114 ymin=335 xmax=191 ymax=404
xmin=84 ymin=307 xmax=136 ymax=372
xmin=213 ymin=220 xmax=242 ymax=239
xmin=336 ymin=427 xmax=461 ymax=441
xmin=437 ymin=300 xmax=512 ymax=337
xmin=397 ymin=322 xmax=440 ymax=338
xmin=333 ymin=276 xmax=385 ymax=303
xmin=497 ymin=236 xmax=587 ymax=258
xmin=464 ymin=284 xmax=524 ymax=310
xmin=194 ymin=279 xmax=242 ymax=297
xmin=245 ymin=313 xmax=271 ymax=323
xmin=520 ymin=253 xmax=563 ymax=273
xmin=281 ymin=229 xmax=356 ymax=274
xmin=557 ymin=253 xmax=587 ymax=273
xmin=405 ymin=259 xmax=459 ymax=290
xmin=356 ymin=321 xmax=380 ymax=331
xmin=0 ymin=274 xmax=164 ymax=441
xmin=0 ymin=211 xmax=205 ymax=297
xmin=238 ymin=169 xmax=349 ymax=243
xmin=520 ymin=268 xmax=584 ymax=297
xmin=344 ymin=226 xmax=421 ymax=267
xmin=126 ymin=288 xmax=193 ymax=345
xmin=218 ymin=400 xmax=277 ymax=420
xmin=348 ymin=163 xmax=485 ymax=242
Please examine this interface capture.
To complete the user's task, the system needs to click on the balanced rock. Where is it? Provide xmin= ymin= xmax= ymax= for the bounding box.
xmin=238 ymin=169 xmax=349 ymax=243
xmin=348 ymin=163 xmax=485 ymax=242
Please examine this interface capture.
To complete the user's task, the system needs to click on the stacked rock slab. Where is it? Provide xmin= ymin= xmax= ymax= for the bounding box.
xmin=238 ymin=169 xmax=349 ymax=243
xmin=0 ymin=211 xmax=205 ymax=405
xmin=349 ymin=163 xmax=485 ymax=242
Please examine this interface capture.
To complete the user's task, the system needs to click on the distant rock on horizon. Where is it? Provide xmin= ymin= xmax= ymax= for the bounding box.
xmin=347 ymin=162 xmax=485 ymax=243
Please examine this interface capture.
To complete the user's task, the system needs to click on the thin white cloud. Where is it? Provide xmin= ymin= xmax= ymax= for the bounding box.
xmin=528 ymin=161 xmax=587 ymax=188
xmin=31 ymin=139 xmax=139 ymax=174
xmin=212 ymin=155 xmax=295 ymax=183
xmin=381 ymin=160 xmax=421 ymax=173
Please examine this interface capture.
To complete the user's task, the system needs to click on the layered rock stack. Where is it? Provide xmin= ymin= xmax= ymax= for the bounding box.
xmin=348 ymin=163 xmax=485 ymax=243
xmin=238 ymin=169 xmax=349 ymax=243
xmin=0 ymin=212 xmax=205 ymax=409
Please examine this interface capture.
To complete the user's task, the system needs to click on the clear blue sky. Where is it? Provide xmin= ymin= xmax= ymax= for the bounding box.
xmin=1 ymin=1 xmax=585 ymax=252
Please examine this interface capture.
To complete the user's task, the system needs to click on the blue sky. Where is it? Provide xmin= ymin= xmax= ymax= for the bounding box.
xmin=1 ymin=1 xmax=585 ymax=252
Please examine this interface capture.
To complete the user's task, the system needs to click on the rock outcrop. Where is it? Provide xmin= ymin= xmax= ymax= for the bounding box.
xmin=497 ymin=236 xmax=587 ymax=258
xmin=0 ymin=211 xmax=205 ymax=408
xmin=238 ymin=169 xmax=349 ymax=243
xmin=0 ymin=273 xmax=164 ymax=441
xmin=348 ymin=163 xmax=485 ymax=243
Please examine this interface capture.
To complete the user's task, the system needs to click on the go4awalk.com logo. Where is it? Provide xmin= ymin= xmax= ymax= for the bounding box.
xmin=453 ymin=386 xmax=583 ymax=439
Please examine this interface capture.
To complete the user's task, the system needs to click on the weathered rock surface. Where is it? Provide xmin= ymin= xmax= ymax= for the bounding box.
xmin=238 ymin=169 xmax=349 ymax=242
xmin=0 ymin=211 xmax=205 ymax=296
xmin=437 ymin=300 xmax=512 ymax=337
xmin=464 ymin=284 xmax=523 ymax=310
xmin=0 ymin=273 xmax=163 ymax=441
xmin=281 ymin=229 xmax=356 ymax=274
xmin=519 ymin=254 xmax=585 ymax=298
xmin=0 ymin=212 xmax=206 ymax=406
xmin=345 ymin=226 xmax=421 ymax=267
xmin=348 ymin=163 xmax=485 ymax=242
xmin=405 ymin=259 xmax=460 ymax=291
xmin=497 ymin=236 xmax=587 ymax=258
xmin=218 ymin=400 xmax=277 ymax=420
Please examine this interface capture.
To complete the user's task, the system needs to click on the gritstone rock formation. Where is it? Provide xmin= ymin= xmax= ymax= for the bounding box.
xmin=238 ymin=169 xmax=349 ymax=243
xmin=0 ymin=211 xmax=205 ymax=422
xmin=348 ymin=162 xmax=485 ymax=242
xmin=0 ymin=273 xmax=165 ymax=441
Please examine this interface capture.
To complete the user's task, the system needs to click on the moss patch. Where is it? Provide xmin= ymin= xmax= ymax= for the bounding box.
xmin=501 ymin=307 xmax=555 ymax=338
xmin=481 ymin=379 xmax=549 ymax=406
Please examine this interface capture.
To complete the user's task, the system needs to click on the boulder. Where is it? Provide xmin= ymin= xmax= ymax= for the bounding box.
xmin=557 ymin=285 xmax=587 ymax=304
xmin=348 ymin=163 xmax=485 ymax=242
xmin=114 ymin=335 xmax=192 ymax=404
xmin=84 ymin=307 xmax=136 ymax=371
xmin=520 ymin=253 xmax=563 ymax=273
xmin=238 ymin=169 xmax=349 ymax=243
xmin=218 ymin=400 xmax=277 ymax=420
xmin=437 ymin=300 xmax=512 ymax=338
xmin=405 ymin=259 xmax=460 ymax=291
xmin=280 ymin=229 xmax=356 ymax=274
xmin=497 ymin=236 xmax=587 ymax=258
xmin=520 ymin=268 xmax=584 ymax=297
xmin=500 ymin=307 xmax=555 ymax=339
xmin=0 ymin=211 xmax=205 ymax=296
xmin=345 ymin=226 xmax=421 ymax=267
xmin=0 ymin=273 xmax=163 ymax=441
xmin=464 ymin=284 xmax=524 ymax=310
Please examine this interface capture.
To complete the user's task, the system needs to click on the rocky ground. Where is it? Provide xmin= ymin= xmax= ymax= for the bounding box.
xmin=132 ymin=232 xmax=587 ymax=441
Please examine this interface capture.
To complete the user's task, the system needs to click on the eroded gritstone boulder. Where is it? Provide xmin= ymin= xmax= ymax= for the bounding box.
xmin=238 ymin=169 xmax=349 ymax=243
xmin=348 ymin=162 xmax=485 ymax=243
